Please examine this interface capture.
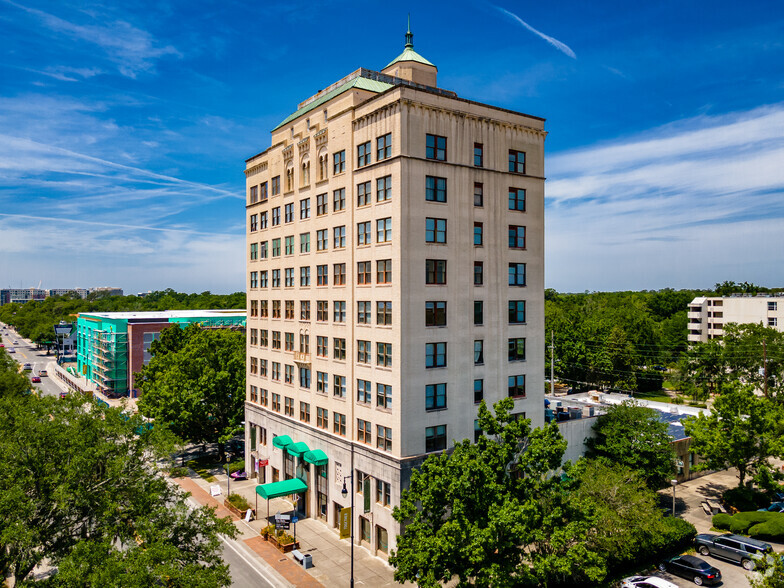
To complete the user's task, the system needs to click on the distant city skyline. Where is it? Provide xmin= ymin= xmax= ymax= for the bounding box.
xmin=1 ymin=0 xmax=782 ymax=294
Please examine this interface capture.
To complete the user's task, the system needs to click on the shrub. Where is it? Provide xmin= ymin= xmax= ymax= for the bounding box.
xmin=748 ymin=514 xmax=784 ymax=539
xmin=227 ymin=493 xmax=250 ymax=511
xmin=228 ymin=460 xmax=245 ymax=474
xmin=712 ymin=513 xmax=732 ymax=530
xmin=261 ymin=524 xmax=274 ymax=538
xmin=168 ymin=466 xmax=189 ymax=478
xmin=276 ymin=531 xmax=296 ymax=544
xmin=723 ymin=487 xmax=769 ymax=512
xmin=728 ymin=511 xmax=773 ymax=534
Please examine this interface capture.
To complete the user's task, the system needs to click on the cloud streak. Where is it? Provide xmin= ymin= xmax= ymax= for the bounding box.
xmin=493 ymin=5 xmax=576 ymax=59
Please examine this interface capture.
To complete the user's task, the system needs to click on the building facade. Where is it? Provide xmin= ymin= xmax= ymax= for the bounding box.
xmin=244 ymin=30 xmax=546 ymax=557
xmin=688 ymin=295 xmax=784 ymax=343
xmin=77 ymin=310 xmax=245 ymax=397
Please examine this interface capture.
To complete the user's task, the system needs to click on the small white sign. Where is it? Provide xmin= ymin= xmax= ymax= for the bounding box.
xmin=210 ymin=485 xmax=222 ymax=497
xmin=244 ymin=509 xmax=253 ymax=522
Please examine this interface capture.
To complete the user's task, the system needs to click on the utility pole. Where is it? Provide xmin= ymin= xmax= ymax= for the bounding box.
xmin=763 ymin=339 xmax=768 ymax=398
xmin=550 ymin=330 xmax=555 ymax=396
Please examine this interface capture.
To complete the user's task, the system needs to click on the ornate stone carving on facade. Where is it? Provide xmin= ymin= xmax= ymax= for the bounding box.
xmin=245 ymin=161 xmax=268 ymax=177
xmin=282 ymin=145 xmax=293 ymax=162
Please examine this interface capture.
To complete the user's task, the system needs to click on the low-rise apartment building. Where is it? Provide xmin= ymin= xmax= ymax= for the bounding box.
xmin=688 ymin=294 xmax=784 ymax=342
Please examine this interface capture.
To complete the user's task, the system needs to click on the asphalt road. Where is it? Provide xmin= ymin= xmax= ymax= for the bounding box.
xmin=220 ymin=536 xmax=280 ymax=588
xmin=629 ymin=555 xmax=755 ymax=587
xmin=1 ymin=326 xmax=62 ymax=397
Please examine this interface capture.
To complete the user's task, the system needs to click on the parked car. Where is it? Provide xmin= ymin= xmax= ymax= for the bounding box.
xmin=696 ymin=532 xmax=773 ymax=569
xmin=658 ymin=555 xmax=721 ymax=585
xmin=621 ymin=575 xmax=679 ymax=588
xmin=758 ymin=502 xmax=784 ymax=513
xmin=38 ymin=369 xmax=48 ymax=377
xmin=31 ymin=376 xmax=41 ymax=383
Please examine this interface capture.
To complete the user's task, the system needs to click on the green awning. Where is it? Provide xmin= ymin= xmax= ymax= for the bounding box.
xmin=255 ymin=478 xmax=308 ymax=500
xmin=272 ymin=435 xmax=293 ymax=449
xmin=286 ymin=441 xmax=310 ymax=457
xmin=303 ymin=449 xmax=329 ymax=466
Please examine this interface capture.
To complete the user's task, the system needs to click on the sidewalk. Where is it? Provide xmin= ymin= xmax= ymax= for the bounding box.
xmin=174 ymin=468 xmax=405 ymax=588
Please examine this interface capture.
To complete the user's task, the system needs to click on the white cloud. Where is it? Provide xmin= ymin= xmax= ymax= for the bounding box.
xmin=545 ymin=104 xmax=784 ymax=291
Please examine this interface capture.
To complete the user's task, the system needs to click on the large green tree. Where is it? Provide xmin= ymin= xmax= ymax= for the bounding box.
xmin=585 ymin=400 xmax=676 ymax=489
xmin=390 ymin=399 xmax=606 ymax=587
xmin=0 ymin=387 xmax=236 ymax=584
xmin=684 ymin=384 xmax=784 ymax=487
xmin=722 ymin=323 xmax=784 ymax=399
xmin=137 ymin=323 xmax=245 ymax=458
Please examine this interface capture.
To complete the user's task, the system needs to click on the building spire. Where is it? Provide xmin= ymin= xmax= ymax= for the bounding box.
xmin=405 ymin=14 xmax=413 ymax=48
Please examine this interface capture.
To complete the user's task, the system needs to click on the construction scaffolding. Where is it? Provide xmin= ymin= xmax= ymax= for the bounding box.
xmin=90 ymin=329 xmax=129 ymax=397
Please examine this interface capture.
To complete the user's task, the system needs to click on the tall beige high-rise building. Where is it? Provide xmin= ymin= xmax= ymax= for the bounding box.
xmin=244 ymin=28 xmax=546 ymax=557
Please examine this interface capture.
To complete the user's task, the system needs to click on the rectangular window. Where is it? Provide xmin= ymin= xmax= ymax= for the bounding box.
xmin=300 ymin=300 xmax=310 ymax=320
xmin=250 ymin=300 xmax=258 ymax=317
xmin=377 ymin=383 xmax=391 ymax=409
xmin=250 ymin=243 xmax=258 ymax=260
xmin=333 ymin=150 xmax=345 ymax=174
xmin=250 ymin=271 xmax=258 ymax=289
xmin=333 ymin=301 xmax=346 ymax=323
xmin=508 ymin=337 xmax=526 ymax=362
xmin=260 ymin=211 xmax=268 ymax=229
xmin=377 ymin=133 xmax=391 ymax=160
xmin=474 ymin=182 xmax=483 ymax=207
xmin=509 ymin=188 xmax=526 ymax=211
xmin=425 ymin=176 xmax=447 ymax=202
xmin=357 ymin=221 xmax=371 ymax=245
xmin=260 ymin=329 xmax=268 ymax=346
xmin=316 ymin=229 xmax=328 ymax=251
xmin=316 ymin=301 xmax=328 ymax=322
xmin=300 ymin=402 xmax=311 ymax=423
xmin=425 ymin=218 xmax=447 ymax=243
xmin=357 ymin=181 xmax=371 ymax=207
xmin=333 ymin=188 xmax=346 ymax=211
xmin=299 ymin=366 xmax=311 ymax=389
xmin=508 ymin=375 xmax=526 ymax=398
xmin=300 ymin=232 xmax=310 ymax=253
xmin=285 ymin=332 xmax=294 ymax=351
xmin=284 ymin=365 xmax=294 ymax=384
xmin=271 ymin=175 xmax=280 ymax=195
xmin=377 ymin=301 xmax=392 ymax=325
xmin=334 ymin=375 xmax=346 ymax=398
xmin=250 ymin=356 xmax=258 ymax=374
xmin=425 ymin=301 xmax=447 ymax=327
xmin=376 ymin=426 xmax=392 ymax=452
xmin=284 ymin=268 xmax=294 ymax=287
xmin=357 ymin=419 xmax=372 ymax=443
xmin=357 ymin=378 xmax=372 ymax=402
xmin=316 ymin=338 xmax=328 ymax=358
xmin=334 ymin=226 xmax=346 ymax=248
xmin=474 ymin=301 xmax=483 ymax=325
xmin=316 ymin=193 xmax=328 ymax=216
xmin=376 ymin=260 xmax=391 ymax=284
xmin=376 ymin=218 xmax=391 ymax=243
xmin=509 ymin=263 xmax=526 ymax=286
xmin=509 ymin=300 xmax=526 ymax=324
xmin=425 ymin=383 xmax=447 ymax=411
xmin=260 ymin=270 xmax=268 ymax=288
xmin=474 ymin=379 xmax=483 ymax=404
xmin=474 ymin=340 xmax=484 ymax=365
xmin=271 ymin=269 xmax=281 ymax=288
xmin=509 ymin=225 xmax=526 ymax=249
xmin=272 ymin=392 xmax=281 ymax=411
xmin=425 ymin=425 xmax=447 ymax=452
xmin=333 ymin=338 xmax=346 ymax=360
xmin=284 ymin=203 xmax=293 ymax=223
xmin=769 ymin=317 xmax=778 ymax=327
xmin=272 ymin=238 xmax=281 ymax=257
xmin=316 ymin=370 xmax=328 ymax=393
xmin=474 ymin=143 xmax=483 ymax=167
xmin=317 ymin=407 xmax=329 ymax=429
xmin=285 ymin=300 xmax=295 ymax=319
xmin=357 ymin=141 xmax=371 ymax=167
xmin=426 ymin=134 xmax=447 ymax=161
xmin=426 ymin=259 xmax=447 ymax=284
xmin=259 ymin=181 xmax=268 ymax=202
xmin=474 ymin=222 xmax=483 ymax=246
xmin=317 ymin=264 xmax=328 ymax=286
xmin=272 ymin=301 xmax=281 ymax=319
xmin=300 ymin=198 xmax=311 ymax=220
xmin=474 ymin=262 xmax=483 ymax=286
xmin=284 ymin=235 xmax=294 ymax=255
xmin=333 ymin=263 xmax=346 ymax=286
xmin=250 ymin=214 xmax=258 ymax=232
xmin=377 ymin=175 xmax=391 ymax=202
xmin=377 ymin=342 xmax=392 ymax=367
xmin=357 ymin=261 xmax=371 ymax=285
xmin=260 ymin=241 xmax=268 ymax=259
xmin=357 ymin=341 xmax=371 ymax=364
xmin=426 ymin=342 xmax=447 ymax=368
xmin=509 ymin=149 xmax=526 ymax=174
xmin=769 ymin=302 xmax=778 ymax=311
xmin=333 ymin=412 xmax=346 ymax=436
xmin=357 ymin=301 xmax=371 ymax=324
xmin=272 ymin=362 xmax=281 ymax=381
xmin=376 ymin=479 xmax=391 ymax=506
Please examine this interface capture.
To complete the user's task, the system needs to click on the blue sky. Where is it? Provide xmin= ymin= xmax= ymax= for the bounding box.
xmin=1 ymin=0 xmax=783 ymax=294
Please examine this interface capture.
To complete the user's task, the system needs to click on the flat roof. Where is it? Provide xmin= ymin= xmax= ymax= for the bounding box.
xmin=78 ymin=309 xmax=245 ymax=320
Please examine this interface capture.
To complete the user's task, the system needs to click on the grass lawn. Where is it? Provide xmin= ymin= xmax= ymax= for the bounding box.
xmin=633 ymin=390 xmax=676 ymax=404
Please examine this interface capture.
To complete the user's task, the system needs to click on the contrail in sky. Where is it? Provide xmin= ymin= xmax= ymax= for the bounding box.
xmin=493 ymin=5 xmax=577 ymax=59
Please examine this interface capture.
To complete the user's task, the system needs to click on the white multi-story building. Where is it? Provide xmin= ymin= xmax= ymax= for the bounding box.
xmin=688 ymin=294 xmax=784 ymax=342
xmin=244 ymin=29 xmax=546 ymax=557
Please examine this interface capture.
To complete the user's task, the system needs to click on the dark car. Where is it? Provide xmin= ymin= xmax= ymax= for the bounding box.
xmin=658 ymin=555 xmax=721 ymax=586
xmin=696 ymin=532 xmax=772 ymax=569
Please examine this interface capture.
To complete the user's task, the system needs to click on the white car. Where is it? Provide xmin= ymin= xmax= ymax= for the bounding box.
xmin=621 ymin=576 xmax=679 ymax=588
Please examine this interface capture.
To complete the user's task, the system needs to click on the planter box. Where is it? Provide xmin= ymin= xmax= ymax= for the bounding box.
xmin=269 ymin=535 xmax=300 ymax=553
xmin=223 ymin=500 xmax=252 ymax=519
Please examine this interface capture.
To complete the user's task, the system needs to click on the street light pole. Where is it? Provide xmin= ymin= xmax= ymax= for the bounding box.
xmin=341 ymin=475 xmax=354 ymax=588
xmin=671 ymin=479 xmax=678 ymax=516
xmin=226 ymin=451 xmax=232 ymax=498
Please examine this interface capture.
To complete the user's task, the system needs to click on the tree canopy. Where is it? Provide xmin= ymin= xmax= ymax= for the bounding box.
xmin=585 ymin=400 xmax=676 ymax=489
xmin=0 ymin=352 xmax=236 ymax=585
xmin=137 ymin=323 xmax=245 ymax=458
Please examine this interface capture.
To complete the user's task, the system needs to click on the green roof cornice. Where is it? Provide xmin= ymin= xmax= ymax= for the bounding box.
xmin=384 ymin=19 xmax=435 ymax=69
